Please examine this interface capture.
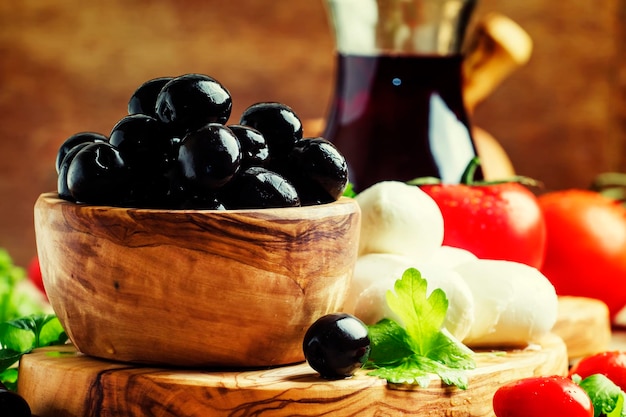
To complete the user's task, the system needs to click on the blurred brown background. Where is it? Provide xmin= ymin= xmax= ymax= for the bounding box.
xmin=1 ymin=0 xmax=625 ymax=267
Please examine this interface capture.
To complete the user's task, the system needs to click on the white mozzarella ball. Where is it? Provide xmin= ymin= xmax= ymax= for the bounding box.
xmin=454 ymin=259 xmax=558 ymax=347
xmin=344 ymin=253 xmax=415 ymax=315
xmin=355 ymin=181 xmax=444 ymax=260
xmin=347 ymin=253 xmax=475 ymax=341
xmin=428 ymin=246 xmax=478 ymax=268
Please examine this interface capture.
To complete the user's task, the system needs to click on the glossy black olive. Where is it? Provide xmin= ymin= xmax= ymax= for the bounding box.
xmin=55 ymin=132 xmax=108 ymax=174
xmin=66 ymin=142 xmax=130 ymax=205
xmin=57 ymin=142 xmax=91 ymax=201
xmin=177 ymin=123 xmax=242 ymax=192
xmin=286 ymin=137 xmax=349 ymax=205
xmin=239 ymin=102 xmax=302 ymax=165
xmin=128 ymin=76 xmax=173 ymax=117
xmin=0 ymin=388 xmax=32 ymax=417
xmin=303 ymin=313 xmax=370 ymax=379
xmin=221 ymin=166 xmax=300 ymax=209
xmin=155 ymin=74 xmax=232 ymax=136
xmin=227 ymin=124 xmax=270 ymax=169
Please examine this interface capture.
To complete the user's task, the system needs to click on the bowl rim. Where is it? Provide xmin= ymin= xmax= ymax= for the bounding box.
xmin=37 ymin=191 xmax=358 ymax=215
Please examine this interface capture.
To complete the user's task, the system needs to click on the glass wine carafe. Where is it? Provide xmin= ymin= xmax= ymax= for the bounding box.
xmin=323 ymin=0 xmax=480 ymax=191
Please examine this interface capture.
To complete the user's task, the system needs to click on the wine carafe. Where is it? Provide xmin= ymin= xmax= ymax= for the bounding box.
xmin=323 ymin=0 xmax=480 ymax=191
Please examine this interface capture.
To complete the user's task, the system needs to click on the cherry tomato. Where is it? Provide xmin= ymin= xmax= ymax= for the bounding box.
xmin=538 ymin=190 xmax=626 ymax=319
xmin=569 ymin=351 xmax=626 ymax=391
xmin=419 ymin=181 xmax=546 ymax=269
xmin=492 ymin=375 xmax=593 ymax=417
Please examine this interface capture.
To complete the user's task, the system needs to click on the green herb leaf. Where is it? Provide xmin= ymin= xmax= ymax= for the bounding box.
xmin=0 ymin=314 xmax=68 ymax=389
xmin=366 ymin=268 xmax=475 ymax=389
xmin=385 ymin=268 xmax=448 ymax=353
xmin=37 ymin=315 xmax=67 ymax=347
xmin=0 ymin=349 xmax=22 ymax=373
xmin=608 ymin=394 xmax=626 ymax=417
xmin=578 ymin=373 xmax=626 ymax=417
xmin=0 ymin=368 xmax=18 ymax=391
xmin=343 ymin=182 xmax=357 ymax=198
xmin=0 ymin=248 xmax=48 ymax=322
xmin=366 ymin=318 xmax=414 ymax=365
xmin=367 ymin=356 xmax=433 ymax=387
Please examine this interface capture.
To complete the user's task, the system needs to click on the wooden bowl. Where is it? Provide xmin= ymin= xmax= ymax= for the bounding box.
xmin=33 ymin=192 xmax=361 ymax=368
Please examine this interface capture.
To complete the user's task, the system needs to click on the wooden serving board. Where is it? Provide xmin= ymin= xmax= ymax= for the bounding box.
xmin=19 ymin=334 xmax=567 ymax=417
xmin=553 ymin=296 xmax=612 ymax=360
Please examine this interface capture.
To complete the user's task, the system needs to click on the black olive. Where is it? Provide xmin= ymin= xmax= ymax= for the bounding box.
xmin=128 ymin=76 xmax=173 ymax=117
xmin=155 ymin=74 xmax=232 ymax=136
xmin=57 ymin=142 xmax=92 ymax=201
xmin=55 ymin=132 xmax=108 ymax=174
xmin=66 ymin=142 xmax=131 ymax=205
xmin=303 ymin=313 xmax=371 ymax=379
xmin=177 ymin=123 xmax=242 ymax=192
xmin=227 ymin=124 xmax=270 ymax=169
xmin=286 ymin=137 xmax=349 ymax=205
xmin=239 ymin=102 xmax=302 ymax=165
xmin=0 ymin=388 xmax=32 ymax=417
xmin=221 ymin=166 xmax=300 ymax=209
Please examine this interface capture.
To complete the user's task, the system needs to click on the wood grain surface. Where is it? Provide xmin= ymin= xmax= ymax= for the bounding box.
xmin=34 ymin=193 xmax=361 ymax=367
xmin=18 ymin=334 xmax=567 ymax=417
xmin=553 ymin=296 xmax=612 ymax=360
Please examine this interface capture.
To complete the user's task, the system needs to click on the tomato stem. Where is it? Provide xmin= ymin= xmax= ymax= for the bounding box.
xmin=460 ymin=157 xmax=481 ymax=185
xmin=462 ymin=158 xmax=542 ymax=188
xmin=407 ymin=157 xmax=542 ymax=188
xmin=590 ymin=172 xmax=626 ymax=206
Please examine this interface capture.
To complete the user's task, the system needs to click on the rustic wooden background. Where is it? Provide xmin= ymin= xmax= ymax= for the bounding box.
xmin=1 ymin=0 xmax=624 ymax=266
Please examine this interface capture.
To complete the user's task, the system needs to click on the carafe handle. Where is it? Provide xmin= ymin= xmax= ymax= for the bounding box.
xmin=463 ymin=13 xmax=533 ymax=112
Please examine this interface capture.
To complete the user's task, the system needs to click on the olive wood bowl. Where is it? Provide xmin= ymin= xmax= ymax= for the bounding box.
xmin=34 ymin=192 xmax=360 ymax=368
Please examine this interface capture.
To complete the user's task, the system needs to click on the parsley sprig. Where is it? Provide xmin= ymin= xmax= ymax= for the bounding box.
xmin=365 ymin=268 xmax=476 ymax=389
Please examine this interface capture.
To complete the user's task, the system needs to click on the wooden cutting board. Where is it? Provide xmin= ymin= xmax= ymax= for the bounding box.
xmin=19 ymin=334 xmax=567 ymax=417
xmin=553 ymin=296 xmax=612 ymax=359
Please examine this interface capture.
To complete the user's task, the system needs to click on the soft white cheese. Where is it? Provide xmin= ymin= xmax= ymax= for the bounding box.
xmin=352 ymin=180 xmax=556 ymax=348
xmin=427 ymin=245 xmax=478 ymax=269
xmin=454 ymin=259 xmax=558 ymax=347
xmin=355 ymin=181 xmax=444 ymax=261
xmin=347 ymin=253 xmax=475 ymax=341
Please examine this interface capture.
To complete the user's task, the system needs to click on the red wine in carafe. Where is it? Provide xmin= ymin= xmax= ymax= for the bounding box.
xmin=323 ymin=53 xmax=479 ymax=192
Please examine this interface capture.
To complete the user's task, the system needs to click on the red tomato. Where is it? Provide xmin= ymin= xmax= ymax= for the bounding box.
xmin=420 ymin=182 xmax=546 ymax=269
xmin=569 ymin=351 xmax=626 ymax=391
xmin=538 ymin=190 xmax=626 ymax=319
xmin=27 ymin=256 xmax=46 ymax=296
xmin=493 ymin=375 xmax=593 ymax=417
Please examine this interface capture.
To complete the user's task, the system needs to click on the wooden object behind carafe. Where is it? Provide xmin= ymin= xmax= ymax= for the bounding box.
xmin=462 ymin=13 xmax=533 ymax=179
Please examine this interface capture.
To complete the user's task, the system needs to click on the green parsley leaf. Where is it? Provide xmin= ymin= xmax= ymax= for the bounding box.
xmin=385 ymin=268 xmax=448 ymax=353
xmin=365 ymin=268 xmax=475 ymax=389
xmin=368 ymin=356 xmax=434 ymax=387
xmin=578 ymin=373 xmax=626 ymax=417
xmin=366 ymin=318 xmax=414 ymax=365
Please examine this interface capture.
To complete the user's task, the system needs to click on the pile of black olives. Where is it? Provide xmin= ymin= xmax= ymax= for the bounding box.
xmin=56 ymin=73 xmax=349 ymax=209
